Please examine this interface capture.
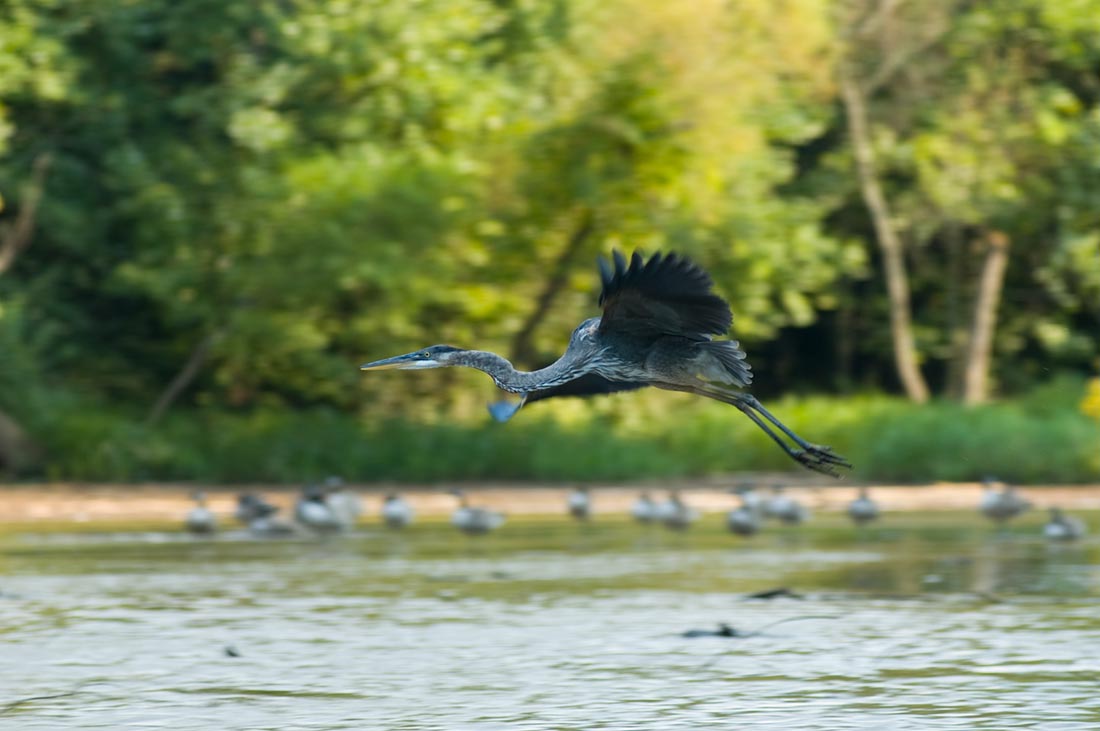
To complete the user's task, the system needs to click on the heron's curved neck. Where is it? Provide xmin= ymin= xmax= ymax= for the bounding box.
xmin=449 ymin=350 xmax=585 ymax=393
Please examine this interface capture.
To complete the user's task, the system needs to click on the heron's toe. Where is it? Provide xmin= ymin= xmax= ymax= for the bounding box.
xmin=806 ymin=444 xmax=852 ymax=468
xmin=793 ymin=447 xmax=851 ymax=478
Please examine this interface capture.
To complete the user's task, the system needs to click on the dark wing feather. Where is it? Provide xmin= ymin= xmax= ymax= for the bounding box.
xmin=598 ymin=251 xmax=731 ymax=339
xmin=487 ymin=375 xmax=648 ymax=422
xmin=525 ymin=373 xmax=649 ymax=404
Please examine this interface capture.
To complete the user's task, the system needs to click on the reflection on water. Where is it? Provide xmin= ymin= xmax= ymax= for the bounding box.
xmin=1 ymin=515 xmax=1099 ymax=730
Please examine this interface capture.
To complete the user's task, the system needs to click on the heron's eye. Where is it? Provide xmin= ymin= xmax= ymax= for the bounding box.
xmin=419 ymin=351 xmax=431 ymax=358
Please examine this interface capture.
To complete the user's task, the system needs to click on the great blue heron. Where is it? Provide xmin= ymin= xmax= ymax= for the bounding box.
xmin=360 ymin=251 xmax=851 ymax=476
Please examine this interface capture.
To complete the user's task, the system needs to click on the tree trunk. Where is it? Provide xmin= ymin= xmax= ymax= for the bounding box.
xmin=509 ymin=208 xmax=594 ymax=367
xmin=0 ymin=408 xmax=39 ymax=475
xmin=944 ymin=223 xmax=967 ymax=399
xmin=840 ymin=74 xmax=930 ymax=403
xmin=0 ymin=153 xmax=52 ymax=276
xmin=0 ymin=155 xmax=52 ymax=474
xmin=962 ymin=231 xmax=1009 ymax=406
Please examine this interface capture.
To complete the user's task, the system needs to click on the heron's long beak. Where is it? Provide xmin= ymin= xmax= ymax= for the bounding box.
xmin=359 ymin=353 xmax=441 ymax=371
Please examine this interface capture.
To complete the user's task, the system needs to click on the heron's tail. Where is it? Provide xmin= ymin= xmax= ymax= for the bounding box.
xmin=701 ymin=340 xmax=752 ymax=387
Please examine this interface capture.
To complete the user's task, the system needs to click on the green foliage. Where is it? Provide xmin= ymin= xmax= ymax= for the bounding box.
xmin=0 ymin=1 xmax=1098 ymax=483
xmin=30 ymin=382 xmax=1100 ymax=483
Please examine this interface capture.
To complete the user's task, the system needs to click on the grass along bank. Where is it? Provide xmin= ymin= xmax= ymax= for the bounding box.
xmin=17 ymin=378 xmax=1100 ymax=484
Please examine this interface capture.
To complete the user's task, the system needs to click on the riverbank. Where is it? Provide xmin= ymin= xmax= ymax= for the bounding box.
xmin=3 ymin=480 xmax=1100 ymax=523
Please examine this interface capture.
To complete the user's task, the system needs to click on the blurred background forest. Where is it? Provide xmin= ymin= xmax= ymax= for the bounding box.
xmin=0 ymin=0 xmax=1098 ymax=484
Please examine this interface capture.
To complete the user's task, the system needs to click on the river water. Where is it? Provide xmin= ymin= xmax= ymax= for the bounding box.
xmin=1 ymin=513 xmax=1098 ymax=730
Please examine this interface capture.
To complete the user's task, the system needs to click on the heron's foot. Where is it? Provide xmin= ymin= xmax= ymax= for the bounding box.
xmin=792 ymin=444 xmax=852 ymax=478
xmin=488 ymin=393 xmax=529 ymax=423
xmin=487 ymin=400 xmax=522 ymax=423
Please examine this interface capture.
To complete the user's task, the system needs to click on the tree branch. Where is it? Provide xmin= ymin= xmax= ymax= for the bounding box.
xmin=509 ymin=208 xmax=595 ymax=367
xmin=145 ymin=331 xmax=222 ymax=426
xmin=864 ymin=16 xmax=952 ymax=95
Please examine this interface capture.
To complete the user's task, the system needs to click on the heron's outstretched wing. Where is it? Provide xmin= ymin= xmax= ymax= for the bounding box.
xmin=597 ymin=251 xmax=731 ymax=339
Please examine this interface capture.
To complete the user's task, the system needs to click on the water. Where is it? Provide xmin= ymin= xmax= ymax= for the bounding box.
xmin=2 ymin=514 xmax=1099 ymax=730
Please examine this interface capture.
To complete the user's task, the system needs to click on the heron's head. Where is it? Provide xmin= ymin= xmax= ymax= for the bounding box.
xmin=360 ymin=345 xmax=465 ymax=371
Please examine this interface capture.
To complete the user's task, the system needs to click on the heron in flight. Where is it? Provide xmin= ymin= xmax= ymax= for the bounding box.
xmin=360 ymin=251 xmax=851 ymax=476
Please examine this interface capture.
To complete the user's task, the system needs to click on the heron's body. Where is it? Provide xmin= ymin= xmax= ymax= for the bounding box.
xmin=1044 ymin=508 xmax=1085 ymax=541
xmin=847 ymin=488 xmax=879 ymax=525
xmin=361 ymin=251 xmax=851 ymax=476
xmin=382 ymin=493 xmax=414 ymax=528
xmin=185 ymin=492 xmax=217 ymax=535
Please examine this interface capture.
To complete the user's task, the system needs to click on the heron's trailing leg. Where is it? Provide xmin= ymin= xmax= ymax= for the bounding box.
xmin=689 ymin=386 xmax=851 ymax=477
xmin=487 ymin=392 xmax=528 ymax=423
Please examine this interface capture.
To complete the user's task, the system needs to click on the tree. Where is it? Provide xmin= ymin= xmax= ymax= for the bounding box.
xmin=840 ymin=72 xmax=929 ymax=402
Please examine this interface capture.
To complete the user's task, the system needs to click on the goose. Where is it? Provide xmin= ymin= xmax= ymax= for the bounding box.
xmin=764 ymin=485 xmax=808 ymax=525
xmin=631 ymin=491 xmax=659 ymax=523
xmin=235 ymin=493 xmax=277 ymax=524
xmin=322 ymin=476 xmax=362 ymax=530
xmin=295 ymin=483 xmax=343 ymax=534
xmin=658 ymin=490 xmax=698 ymax=531
xmin=726 ymin=490 xmax=760 ymax=537
xmin=233 ymin=493 xmax=294 ymax=537
xmin=185 ymin=491 xmax=217 ymax=535
xmin=381 ymin=492 xmax=414 ymax=528
xmin=736 ymin=484 xmax=765 ymax=520
xmin=1044 ymin=507 xmax=1086 ymax=541
xmin=568 ymin=487 xmax=591 ymax=521
xmin=847 ymin=487 xmax=879 ymax=525
xmin=979 ymin=478 xmax=1030 ymax=524
xmin=449 ymin=489 xmax=505 ymax=535
xmin=247 ymin=514 xmax=296 ymax=538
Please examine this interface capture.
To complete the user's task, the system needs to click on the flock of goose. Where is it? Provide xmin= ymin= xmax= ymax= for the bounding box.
xmin=979 ymin=477 xmax=1088 ymax=541
xmin=185 ymin=476 xmax=1087 ymax=542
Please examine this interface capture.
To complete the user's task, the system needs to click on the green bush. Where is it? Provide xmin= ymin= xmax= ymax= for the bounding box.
xmin=21 ymin=377 xmax=1100 ymax=484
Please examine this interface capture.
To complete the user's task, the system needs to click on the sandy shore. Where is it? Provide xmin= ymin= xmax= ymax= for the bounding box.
xmin=2 ymin=480 xmax=1100 ymax=523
